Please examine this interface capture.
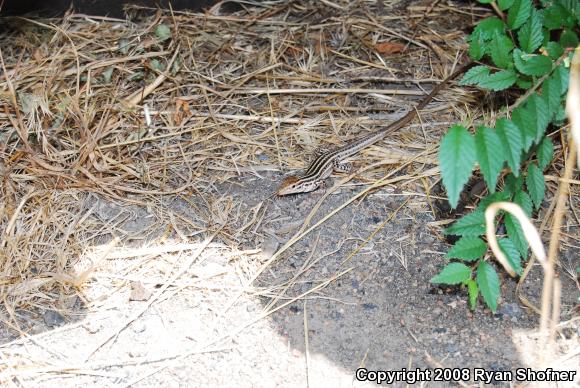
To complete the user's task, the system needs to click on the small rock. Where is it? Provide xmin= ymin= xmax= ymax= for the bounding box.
xmin=130 ymin=281 xmax=152 ymax=301
xmin=362 ymin=303 xmax=378 ymax=311
xmin=132 ymin=321 xmax=146 ymax=333
xmin=446 ymin=343 xmax=459 ymax=353
xmin=329 ymin=310 xmax=343 ymax=320
xmin=260 ymin=235 xmax=279 ymax=258
xmin=43 ymin=310 xmax=65 ymax=327
xmin=499 ymin=302 xmax=523 ymax=319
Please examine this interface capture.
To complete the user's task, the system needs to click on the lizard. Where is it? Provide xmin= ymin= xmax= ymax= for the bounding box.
xmin=276 ymin=60 xmax=474 ymax=196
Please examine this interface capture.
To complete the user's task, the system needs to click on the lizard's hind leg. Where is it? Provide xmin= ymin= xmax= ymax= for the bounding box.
xmin=332 ymin=160 xmax=352 ymax=174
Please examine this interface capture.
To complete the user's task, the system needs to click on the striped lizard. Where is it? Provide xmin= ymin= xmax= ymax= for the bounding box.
xmin=276 ymin=61 xmax=474 ymax=196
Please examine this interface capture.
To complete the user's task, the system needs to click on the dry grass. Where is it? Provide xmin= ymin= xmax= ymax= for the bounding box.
xmin=0 ymin=0 xmax=482 ymax=330
xmin=0 ymin=0 xmax=577 ymax=382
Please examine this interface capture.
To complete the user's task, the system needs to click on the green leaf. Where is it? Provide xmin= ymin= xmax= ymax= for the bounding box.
xmin=439 ymin=125 xmax=476 ymax=209
xmin=505 ymin=173 xmax=524 ymax=196
xmin=477 ymin=192 xmax=511 ymax=212
xmin=541 ymin=28 xmax=550 ymax=48
xmin=469 ymin=32 xmax=486 ymax=60
xmin=478 ymin=69 xmax=518 ymax=91
xmin=495 ymin=119 xmax=523 ymax=175
xmin=514 ymin=190 xmax=533 ymax=217
xmin=558 ymin=0 xmax=580 ymax=17
xmin=477 ymin=0 xmax=493 ymax=3
xmin=498 ymin=0 xmax=515 ymax=11
xmin=474 ymin=17 xmax=507 ymax=39
xmin=543 ymin=3 xmax=575 ymax=29
xmin=542 ymin=74 xmax=563 ymax=119
xmin=537 ymin=136 xmax=554 ymax=169
xmin=526 ymin=94 xmax=550 ymax=143
xmin=516 ymin=75 xmax=533 ymax=89
xmin=507 ymin=0 xmax=532 ymax=29
xmin=511 ymin=105 xmax=536 ymax=150
xmin=526 ymin=163 xmax=545 ymax=209
xmin=155 ymin=24 xmax=172 ymax=41
xmin=518 ymin=9 xmax=543 ymax=53
xmin=560 ymin=29 xmax=579 ymax=48
xmin=513 ymin=48 xmax=553 ymax=76
xmin=466 ymin=279 xmax=479 ymax=310
xmin=460 ymin=66 xmax=490 ymax=86
xmin=505 ymin=213 xmax=529 ymax=257
xmin=445 ymin=210 xmax=486 ymax=236
xmin=446 ymin=237 xmax=488 ymax=261
xmin=490 ymin=31 xmax=515 ymax=69
xmin=431 ymin=262 xmax=473 ymax=285
xmin=476 ymin=261 xmax=501 ymax=313
xmin=498 ymin=238 xmax=523 ymax=275
xmin=545 ymin=42 xmax=564 ymax=60
xmin=553 ymin=65 xmax=570 ymax=96
xmin=475 ymin=126 xmax=505 ymax=192
xmin=554 ymin=104 xmax=567 ymax=124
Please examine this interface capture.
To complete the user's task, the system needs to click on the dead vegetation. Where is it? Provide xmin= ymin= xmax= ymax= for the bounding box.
xmin=0 ymin=0 xmax=577 ymax=384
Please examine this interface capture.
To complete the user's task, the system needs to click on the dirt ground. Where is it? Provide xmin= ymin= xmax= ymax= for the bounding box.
xmin=0 ymin=1 xmax=578 ymax=387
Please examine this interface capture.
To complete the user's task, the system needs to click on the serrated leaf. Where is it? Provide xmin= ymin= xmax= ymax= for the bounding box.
xmin=545 ymin=41 xmax=564 ymax=60
xmin=560 ymin=29 xmax=579 ymax=48
xmin=526 ymin=94 xmax=550 ymax=143
xmin=498 ymin=238 xmax=522 ymax=275
xmin=475 ymin=126 xmax=505 ymax=192
xmin=474 ymin=17 xmax=507 ymax=39
xmin=431 ymin=262 xmax=473 ymax=285
xmin=507 ymin=0 xmax=532 ymax=29
xmin=518 ymin=9 xmax=543 ymax=53
xmin=553 ymin=65 xmax=570 ymax=95
xmin=537 ymin=136 xmax=554 ymax=169
xmin=526 ymin=163 xmax=545 ymax=209
xmin=445 ymin=210 xmax=486 ymax=236
xmin=490 ymin=31 xmax=515 ymax=68
xmin=513 ymin=48 xmax=553 ymax=76
xmin=460 ymin=66 xmax=491 ymax=86
xmin=498 ymin=0 xmax=515 ymax=11
xmin=516 ymin=76 xmax=533 ymax=89
xmin=554 ymin=105 xmax=567 ymax=123
xmin=477 ymin=261 xmax=501 ymax=313
xmin=511 ymin=105 xmax=536 ymax=150
xmin=446 ymin=237 xmax=488 ymax=261
xmin=514 ymin=190 xmax=533 ymax=217
xmin=466 ymin=279 xmax=479 ymax=310
xmin=559 ymin=0 xmax=580 ymax=16
xmin=495 ymin=119 xmax=523 ymax=175
xmin=505 ymin=213 xmax=529 ymax=257
xmin=439 ymin=125 xmax=476 ymax=209
xmin=505 ymin=173 xmax=524 ymax=195
xmin=478 ymin=69 xmax=518 ymax=91
xmin=469 ymin=32 xmax=486 ymax=60
xmin=155 ymin=24 xmax=171 ymax=41
xmin=541 ymin=29 xmax=550 ymax=48
xmin=542 ymin=75 xmax=563 ymax=120
xmin=544 ymin=3 xmax=574 ymax=29
xmin=477 ymin=192 xmax=511 ymax=212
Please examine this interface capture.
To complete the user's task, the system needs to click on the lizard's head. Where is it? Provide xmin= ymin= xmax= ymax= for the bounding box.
xmin=276 ymin=176 xmax=319 ymax=196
